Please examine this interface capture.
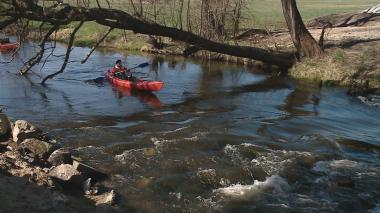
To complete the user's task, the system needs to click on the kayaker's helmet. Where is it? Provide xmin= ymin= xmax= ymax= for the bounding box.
xmin=116 ymin=60 xmax=122 ymax=65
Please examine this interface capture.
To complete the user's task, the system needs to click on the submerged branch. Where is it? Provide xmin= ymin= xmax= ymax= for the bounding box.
xmin=41 ymin=21 xmax=84 ymax=85
xmin=20 ymin=24 xmax=59 ymax=75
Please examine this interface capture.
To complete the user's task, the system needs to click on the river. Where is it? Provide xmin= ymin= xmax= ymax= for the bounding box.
xmin=1 ymin=40 xmax=380 ymax=212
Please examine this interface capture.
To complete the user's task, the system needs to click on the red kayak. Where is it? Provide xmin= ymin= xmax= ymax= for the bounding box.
xmin=106 ymin=71 xmax=164 ymax=92
xmin=0 ymin=43 xmax=20 ymax=51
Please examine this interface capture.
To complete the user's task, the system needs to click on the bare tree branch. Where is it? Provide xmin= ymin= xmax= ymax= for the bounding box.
xmin=20 ymin=24 xmax=60 ymax=75
xmin=39 ymin=40 xmax=57 ymax=73
xmin=81 ymin=26 xmax=113 ymax=64
xmin=41 ymin=20 xmax=84 ymax=85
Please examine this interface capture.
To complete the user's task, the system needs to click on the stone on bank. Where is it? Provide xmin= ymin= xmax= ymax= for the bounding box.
xmin=48 ymin=164 xmax=86 ymax=185
xmin=48 ymin=148 xmax=73 ymax=166
xmin=12 ymin=120 xmax=41 ymax=142
xmin=19 ymin=138 xmax=54 ymax=159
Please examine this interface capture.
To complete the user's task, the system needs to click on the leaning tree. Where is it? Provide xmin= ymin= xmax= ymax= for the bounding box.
xmin=0 ymin=0 xmax=323 ymax=84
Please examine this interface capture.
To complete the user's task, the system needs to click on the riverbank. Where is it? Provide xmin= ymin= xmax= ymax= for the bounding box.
xmin=238 ymin=13 xmax=380 ymax=95
xmin=290 ymin=17 xmax=380 ymax=95
xmin=290 ymin=40 xmax=380 ymax=95
xmin=0 ymin=113 xmax=119 ymax=212
xmin=3 ymin=4 xmax=380 ymax=94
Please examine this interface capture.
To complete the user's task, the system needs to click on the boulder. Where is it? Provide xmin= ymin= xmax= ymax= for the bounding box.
xmin=92 ymin=190 xmax=116 ymax=206
xmin=0 ymin=113 xmax=11 ymax=142
xmin=19 ymin=138 xmax=54 ymax=159
xmin=12 ymin=120 xmax=41 ymax=142
xmin=48 ymin=148 xmax=73 ymax=166
xmin=73 ymin=160 xmax=107 ymax=181
xmin=48 ymin=164 xmax=86 ymax=185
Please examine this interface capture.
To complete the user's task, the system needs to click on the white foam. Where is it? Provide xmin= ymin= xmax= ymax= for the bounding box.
xmin=114 ymin=149 xmax=144 ymax=162
xmin=358 ymin=96 xmax=380 ymax=107
xmin=251 ymin=150 xmax=312 ymax=176
xmin=160 ymin=126 xmax=190 ymax=134
xmin=169 ymin=192 xmax=182 ymax=200
xmin=312 ymin=160 xmax=360 ymax=173
xmin=166 ymin=117 xmax=200 ymax=125
xmin=213 ymin=175 xmax=290 ymax=201
xmin=151 ymin=135 xmax=199 ymax=148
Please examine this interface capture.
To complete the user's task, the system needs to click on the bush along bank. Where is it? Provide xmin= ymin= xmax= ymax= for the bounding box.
xmin=0 ymin=112 xmax=119 ymax=212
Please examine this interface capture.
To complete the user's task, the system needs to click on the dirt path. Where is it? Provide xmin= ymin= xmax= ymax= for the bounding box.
xmin=245 ymin=18 xmax=380 ymax=50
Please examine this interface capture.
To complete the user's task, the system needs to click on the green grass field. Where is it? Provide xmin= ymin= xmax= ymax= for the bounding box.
xmin=244 ymin=0 xmax=380 ymax=27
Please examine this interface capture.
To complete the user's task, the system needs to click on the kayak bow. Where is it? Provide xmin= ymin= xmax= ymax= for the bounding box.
xmin=0 ymin=43 xmax=20 ymax=51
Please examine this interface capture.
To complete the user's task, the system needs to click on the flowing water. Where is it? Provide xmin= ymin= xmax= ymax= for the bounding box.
xmin=1 ymin=40 xmax=380 ymax=212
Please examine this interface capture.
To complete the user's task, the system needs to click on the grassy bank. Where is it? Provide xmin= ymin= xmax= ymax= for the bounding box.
xmin=290 ymin=41 xmax=380 ymax=93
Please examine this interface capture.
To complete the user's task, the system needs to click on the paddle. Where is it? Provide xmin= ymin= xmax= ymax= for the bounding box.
xmin=114 ymin=62 xmax=149 ymax=75
xmin=128 ymin=62 xmax=149 ymax=71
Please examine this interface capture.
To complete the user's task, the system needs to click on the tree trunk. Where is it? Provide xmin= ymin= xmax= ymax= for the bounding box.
xmin=281 ymin=0 xmax=323 ymax=58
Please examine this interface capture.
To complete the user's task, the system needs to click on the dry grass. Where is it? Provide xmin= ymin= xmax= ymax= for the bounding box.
xmin=290 ymin=41 xmax=380 ymax=89
xmin=290 ymin=49 xmax=353 ymax=84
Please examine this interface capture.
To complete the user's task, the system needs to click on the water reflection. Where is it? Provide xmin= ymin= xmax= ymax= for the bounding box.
xmin=112 ymin=85 xmax=162 ymax=108
xmin=280 ymin=82 xmax=321 ymax=116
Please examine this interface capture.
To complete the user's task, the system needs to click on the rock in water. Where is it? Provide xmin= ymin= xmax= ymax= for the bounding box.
xmin=73 ymin=160 xmax=107 ymax=181
xmin=12 ymin=120 xmax=41 ymax=142
xmin=19 ymin=138 xmax=54 ymax=159
xmin=92 ymin=190 xmax=116 ymax=206
xmin=48 ymin=164 xmax=85 ymax=185
xmin=48 ymin=149 xmax=73 ymax=166
xmin=0 ymin=113 xmax=11 ymax=142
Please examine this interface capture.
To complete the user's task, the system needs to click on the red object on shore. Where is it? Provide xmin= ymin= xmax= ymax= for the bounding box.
xmin=0 ymin=43 xmax=20 ymax=51
xmin=105 ymin=71 xmax=164 ymax=92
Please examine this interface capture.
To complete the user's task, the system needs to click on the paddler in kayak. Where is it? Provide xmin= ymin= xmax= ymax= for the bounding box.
xmin=111 ymin=59 xmax=127 ymax=79
xmin=111 ymin=60 xmax=136 ymax=82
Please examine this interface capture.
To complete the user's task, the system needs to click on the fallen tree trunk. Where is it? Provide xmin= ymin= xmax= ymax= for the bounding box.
xmin=5 ymin=0 xmax=294 ymax=69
